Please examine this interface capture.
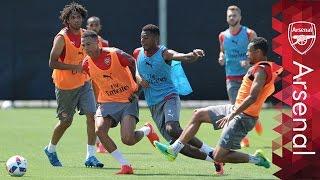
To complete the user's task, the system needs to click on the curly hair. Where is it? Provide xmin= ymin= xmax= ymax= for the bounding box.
xmin=59 ymin=2 xmax=88 ymax=26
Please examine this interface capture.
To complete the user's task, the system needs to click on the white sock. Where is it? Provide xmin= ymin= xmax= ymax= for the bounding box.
xmin=171 ymin=140 xmax=185 ymax=154
xmin=138 ymin=126 xmax=151 ymax=136
xmin=47 ymin=142 xmax=56 ymax=153
xmin=110 ymin=149 xmax=129 ymax=166
xmin=248 ymin=155 xmax=260 ymax=164
xmin=205 ymin=155 xmax=213 ymax=162
xmin=200 ymin=143 xmax=214 ymax=155
xmin=86 ymin=145 xmax=96 ymax=159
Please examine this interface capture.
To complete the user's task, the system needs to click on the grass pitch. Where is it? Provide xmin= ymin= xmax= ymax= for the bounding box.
xmin=0 ymin=108 xmax=278 ymax=179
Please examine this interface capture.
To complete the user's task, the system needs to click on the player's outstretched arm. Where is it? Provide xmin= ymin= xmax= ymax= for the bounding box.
xmin=49 ymin=35 xmax=82 ymax=72
xmin=163 ymin=49 xmax=205 ymax=63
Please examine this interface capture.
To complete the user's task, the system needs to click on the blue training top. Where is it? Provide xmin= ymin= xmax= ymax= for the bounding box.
xmin=222 ymin=26 xmax=250 ymax=76
xmin=137 ymin=45 xmax=192 ymax=106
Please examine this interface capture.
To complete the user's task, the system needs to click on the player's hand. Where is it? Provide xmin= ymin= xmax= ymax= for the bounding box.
xmin=139 ymin=79 xmax=149 ymax=88
xmin=74 ymin=65 xmax=83 ymax=73
xmin=191 ymin=49 xmax=205 ymax=60
xmin=218 ymin=54 xmax=225 ymax=66
xmin=217 ymin=113 xmax=236 ymax=128
xmin=136 ymin=75 xmax=150 ymax=88
xmin=193 ymin=49 xmax=205 ymax=57
xmin=240 ymin=60 xmax=250 ymax=68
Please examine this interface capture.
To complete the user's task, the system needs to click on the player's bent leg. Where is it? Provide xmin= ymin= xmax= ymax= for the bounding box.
xmin=95 ymin=117 xmax=117 ymax=152
xmin=213 ymin=146 xmax=231 ymax=163
xmin=165 ymin=121 xmax=182 ymax=139
xmin=179 ymin=143 xmax=207 ymax=160
xmin=214 ymin=146 xmax=248 ymax=163
xmin=178 ymin=108 xmax=212 ymax=144
xmin=120 ymin=115 xmax=144 ymax=146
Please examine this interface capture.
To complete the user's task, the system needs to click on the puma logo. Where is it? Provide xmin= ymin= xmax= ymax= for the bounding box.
xmin=145 ymin=61 xmax=153 ymax=68
xmin=231 ymin=40 xmax=238 ymax=45
xmin=103 ymin=74 xmax=113 ymax=80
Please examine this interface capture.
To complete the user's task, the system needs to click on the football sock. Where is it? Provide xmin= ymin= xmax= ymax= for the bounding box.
xmin=111 ymin=149 xmax=129 ymax=166
xmin=138 ymin=126 xmax=151 ymax=136
xmin=248 ymin=155 xmax=260 ymax=164
xmin=205 ymin=155 xmax=214 ymax=162
xmin=171 ymin=140 xmax=185 ymax=154
xmin=200 ymin=143 xmax=214 ymax=155
xmin=86 ymin=145 xmax=96 ymax=159
xmin=47 ymin=142 xmax=56 ymax=153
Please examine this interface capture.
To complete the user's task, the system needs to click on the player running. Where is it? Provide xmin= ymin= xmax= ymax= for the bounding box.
xmin=81 ymin=30 xmax=159 ymax=174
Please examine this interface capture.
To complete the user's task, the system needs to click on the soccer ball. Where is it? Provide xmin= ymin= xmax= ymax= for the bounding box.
xmin=5 ymin=155 xmax=27 ymax=177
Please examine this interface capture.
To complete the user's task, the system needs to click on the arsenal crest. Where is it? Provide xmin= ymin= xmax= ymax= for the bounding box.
xmin=288 ymin=21 xmax=316 ymax=55
xmin=104 ymin=56 xmax=111 ymax=65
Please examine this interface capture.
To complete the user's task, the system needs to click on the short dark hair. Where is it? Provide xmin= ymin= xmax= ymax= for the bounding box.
xmin=82 ymin=30 xmax=98 ymax=39
xmin=60 ymin=2 xmax=88 ymax=26
xmin=142 ymin=24 xmax=160 ymax=36
xmin=87 ymin=16 xmax=100 ymax=24
xmin=250 ymin=37 xmax=268 ymax=56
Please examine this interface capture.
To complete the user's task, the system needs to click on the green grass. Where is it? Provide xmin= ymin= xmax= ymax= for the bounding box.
xmin=0 ymin=108 xmax=279 ymax=179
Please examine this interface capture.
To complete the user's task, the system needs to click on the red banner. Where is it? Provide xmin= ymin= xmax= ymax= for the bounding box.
xmin=272 ymin=0 xmax=320 ymax=179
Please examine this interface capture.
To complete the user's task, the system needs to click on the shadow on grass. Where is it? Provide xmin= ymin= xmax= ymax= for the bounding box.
xmin=122 ymin=152 xmax=152 ymax=155
xmin=65 ymin=166 xmax=147 ymax=171
xmin=134 ymin=173 xmax=228 ymax=177
xmin=255 ymin=146 xmax=272 ymax=149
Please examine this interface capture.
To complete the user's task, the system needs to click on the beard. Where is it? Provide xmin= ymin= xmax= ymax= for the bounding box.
xmin=228 ymin=20 xmax=239 ymax=27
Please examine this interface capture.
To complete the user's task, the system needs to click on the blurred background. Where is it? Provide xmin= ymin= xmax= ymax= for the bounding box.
xmin=0 ymin=0 xmax=278 ymax=102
